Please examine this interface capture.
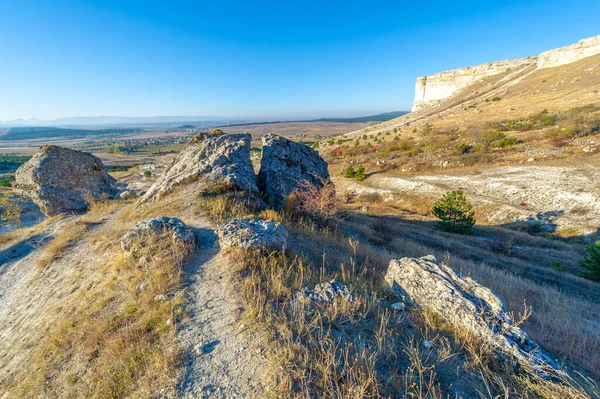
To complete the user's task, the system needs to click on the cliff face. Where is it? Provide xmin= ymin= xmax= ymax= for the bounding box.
xmin=537 ymin=35 xmax=600 ymax=69
xmin=412 ymin=58 xmax=534 ymax=111
xmin=412 ymin=34 xmax=600 ymax=111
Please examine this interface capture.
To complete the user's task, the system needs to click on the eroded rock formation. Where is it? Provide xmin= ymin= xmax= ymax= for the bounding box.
xmin=138 ymin=133 xmax=258 ymax=204
xmin=257 ymin=134 xmax=331 ymax=209
xmin=14 ymin=145 xmax=118 ymax=215
xmin=385 ymin=255 xmax=558 ymax=376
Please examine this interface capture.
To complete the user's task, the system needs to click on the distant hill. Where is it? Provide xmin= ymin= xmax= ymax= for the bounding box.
xmin=307 ymin=111 xmax=408 ymax=123
xmin=218 ymin=111 xmax=408 ymax=128
xmin=0 ymin=126 xmax=141 ymax=141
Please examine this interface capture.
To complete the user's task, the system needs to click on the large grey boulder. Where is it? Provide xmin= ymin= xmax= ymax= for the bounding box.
xmin=138 ymin=133 xmax=258 ymax=204
xmin=385 ymin=255 xmax=557 ymax=377
xmin=121 ymin=216 xmax=195 ymax=256
xmin=14 ymin=145 xmax=118 ymax=215
xmin=216 ymin=217 xmax=288 ymax=252
xmin=257 ymin=134 xmax=331 ymax=209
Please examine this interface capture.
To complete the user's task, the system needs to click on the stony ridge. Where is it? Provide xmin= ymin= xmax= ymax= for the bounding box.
xmin=413 ymin=34 xmax=600 ymax=111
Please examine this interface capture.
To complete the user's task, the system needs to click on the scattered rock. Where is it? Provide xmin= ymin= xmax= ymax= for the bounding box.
xmin=293 ymin=280 xmax=354 ymax=304
xmin=385 ymin=255 xmax=558 ymax=377
xmin=154 ymin=294 xmax=168 ymax=302
xmin=118 ymin=190 xmax=136 ymax=200
xmin=14 ymin=145 xmax=118 ymax=215
xmin=121 ymin=216 xmax=195 ymax=256
xmin=390 ymin=302 xmax=406 ymax=311
xmin=216 ymin=217 xmax=288 ymax=252
xmin=257 ymin=134 xmax=331 ymax=209
xmin=138 ymin=133 xmax=258 ymax=204
xmin=361 ymin=206 xmax=369 ymax=213
xmin=527 ymin=157 xmax=536 ymax=162
xmin=421 ymin=340 xmax=433 ymax=350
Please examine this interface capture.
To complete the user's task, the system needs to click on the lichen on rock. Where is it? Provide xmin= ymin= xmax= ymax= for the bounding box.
xmin=257 ymin=134 xmax=331 ymax=210
xmin=14 ymin=145 xmax=118 ymax=215
xmin=216 ymin=217 xmax=288 ymax=252
xmin=385 ymin=255 xmax=558 ymax=377
xmin=121 ymin=216 xmax=195 ymax=256
xmin=138 ymin=133 xmax=258 ymax=204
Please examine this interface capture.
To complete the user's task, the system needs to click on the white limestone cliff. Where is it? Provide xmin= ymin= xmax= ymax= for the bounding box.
xmin=412 ymin=34 xmax=600 ymax=111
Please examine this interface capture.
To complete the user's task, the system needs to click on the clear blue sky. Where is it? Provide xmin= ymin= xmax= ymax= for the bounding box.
xmin=0 ymin=0 xmax=598 ymax=120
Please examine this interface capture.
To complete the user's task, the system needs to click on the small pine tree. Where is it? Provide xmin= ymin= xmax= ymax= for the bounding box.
xmin=344 ymin=165 xmax=356 ymax=178
xmin=354 ymin=165 xmax=366 ymax=181
xmin=431 ymin=190 xmax=476 ymax=234
xmin=580 ymin=241 xmax=600 ymax=282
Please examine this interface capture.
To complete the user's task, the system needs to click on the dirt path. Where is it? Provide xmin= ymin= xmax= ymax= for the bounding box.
xmin=0 ymin=201 xmax=267 ymax=397
xmin=177 ymin=220 xmax=266 ymax=399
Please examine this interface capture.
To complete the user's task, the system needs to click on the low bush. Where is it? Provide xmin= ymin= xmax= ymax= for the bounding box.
xmin=293 ymin=178 xmax=337 ymax=222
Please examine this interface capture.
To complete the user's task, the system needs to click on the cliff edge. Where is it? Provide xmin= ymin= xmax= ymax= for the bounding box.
xmin=413 ymin=34 xmax=600 ymax=111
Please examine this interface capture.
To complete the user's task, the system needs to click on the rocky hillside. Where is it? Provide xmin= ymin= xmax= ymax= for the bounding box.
xmin=2 ymin=133 xmax=599 ymax=398
xmin=413 ymin=35 xmax=600 ymax=111
xmin=320 ymin=34 xmax=600 ymax=239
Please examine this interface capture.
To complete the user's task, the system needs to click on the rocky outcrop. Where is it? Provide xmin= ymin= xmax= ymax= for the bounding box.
xmin=121 ymin=216 xmax=195 ymax=256
xmin=412 ymin=34 xmax=600 ymax=111
xmin=412 ymin=58 xmax=534 ymax=111
xmin=138 ymin=133 xmax=258 ymax=204
xmin=293 ymin=280 xmax=354 ymax=305
xmin=385 ymin=255 xmax=557 ymax=376
xmin=257 ymin=134 xmax=331 ymax=209
xmin=117 ymin=190 xmax=137 ymax=200
xmin=14 ymin=145 xmax=118 ymax=215
xmin=216 ymin=217 xmax=288 ymax=252
xmin=538 ymin=35 xmax=600 ymax=69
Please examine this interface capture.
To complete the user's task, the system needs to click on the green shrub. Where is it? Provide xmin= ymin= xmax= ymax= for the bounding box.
xmin=354 ymin=165 xmax=365 ymax=182
xmin=495 ymin=137 xmax=520 ymax=148
xmin=451 ymin=142 xmax=470 ymax=156
xmin=549 ymin=261 xmax=565 ymax=271
xmin=343 ymin=165 xmax=356 ymax=178
xmin=580 ymin=241 xmax=600 ymax=281
xmin=431 ymin=190 xmax=476 ymax=235
xmin=143 ymin=171 xmax=152 ymax=178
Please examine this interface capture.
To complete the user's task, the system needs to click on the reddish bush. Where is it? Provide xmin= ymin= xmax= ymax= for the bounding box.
xmin=329 ymin=147 xmax=343 ymax=157
xmin=548 ymin=136 xmax=569 ymax=148
xmin=292 ymin=178 xmax=337 ymax=222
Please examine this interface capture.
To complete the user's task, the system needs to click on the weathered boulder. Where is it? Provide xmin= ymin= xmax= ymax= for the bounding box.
xmin=257 ymin=134 xmax=331 ymax=209
xmin=293 ymin=280 xmax=354 ymax=305
xmin=216 ymin=217 xmax=288 ymax=252
xmin=138 ymin=133 xmax=258 ymax=204
xmin=121 ymin=216 xmax=195 ymax=256
xmin=14 ymin=145 xmax=118 ymax=215
xmin=117 ymin=190 xmax=137 ymax=200
xmin=385 ymin=255 xmax=557 ymax=376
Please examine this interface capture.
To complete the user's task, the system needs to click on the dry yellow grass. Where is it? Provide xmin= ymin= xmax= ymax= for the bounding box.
xmin=10 ymin=227 xmax=191 ymax=398
xmin=36 ymin=222 xmax=89 ymax=269
xmin=223 ymin=190 xmax=598 ymax=398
